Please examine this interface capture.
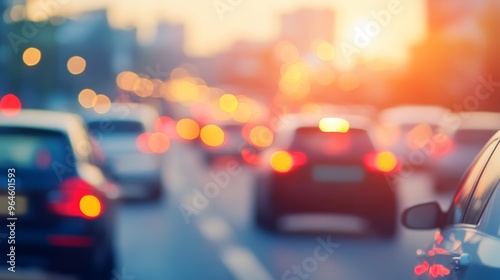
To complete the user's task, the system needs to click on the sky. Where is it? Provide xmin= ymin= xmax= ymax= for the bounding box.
xmin=29 ymin=0 xmax=427 ymax=67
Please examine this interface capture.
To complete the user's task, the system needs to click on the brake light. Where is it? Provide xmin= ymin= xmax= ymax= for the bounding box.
xmin=270 ymin=150 xmax=307 ymax=173
xmin=363 ymin=151 xmax=398 ymax=173
xmin=49 ymin=177 xmax=103 ymax=219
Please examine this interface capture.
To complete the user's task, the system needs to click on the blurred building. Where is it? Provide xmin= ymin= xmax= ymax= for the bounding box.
xmin=280 ymin=8 xmax=335 ymax=55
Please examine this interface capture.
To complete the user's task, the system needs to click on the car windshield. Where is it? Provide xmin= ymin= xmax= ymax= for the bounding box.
xmin=290 ymin=127 xmax=374 ymax=157
xmin=87 ymin=120 xmax=145 ymax=136
xmin=454 ymin=129 xmax=497 ymax=146
xmin=0 ymin=127 xmax=75 ymax=188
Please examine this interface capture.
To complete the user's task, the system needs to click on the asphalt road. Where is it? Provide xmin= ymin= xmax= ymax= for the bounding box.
xmin=115 ymin=142 xmax=455 ymax=280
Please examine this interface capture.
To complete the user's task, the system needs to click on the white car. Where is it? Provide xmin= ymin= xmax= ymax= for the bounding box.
xmin=432 ymin=111 xmax=500 ymax=192
xmin=377 ymin=105 xmax=453 ymax=169
xmin=84 ymin=103 xmax=164 ymax=200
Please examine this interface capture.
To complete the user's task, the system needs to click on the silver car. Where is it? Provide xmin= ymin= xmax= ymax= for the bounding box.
xmin=403 ymin=129 xmax=500 ymax=279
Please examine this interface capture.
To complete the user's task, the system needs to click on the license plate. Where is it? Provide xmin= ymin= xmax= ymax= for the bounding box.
xmin=0 ymin=195 xmax=28 ymax=216
xmin=312 ymin=165 xmax=365 ymax=183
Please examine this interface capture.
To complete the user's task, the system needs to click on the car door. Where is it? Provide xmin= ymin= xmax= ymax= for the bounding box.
xmin=414 ymin=139 xmax=499 ymax=279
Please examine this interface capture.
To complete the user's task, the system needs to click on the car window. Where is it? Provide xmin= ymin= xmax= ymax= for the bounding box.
xmin=445 ymin=139 xmax=498 ymax=225
xmin=477 ymin=181 xmax=500 ymax=238
xmin=87 ymin=120 xmax=145 ymax=135
xmin=290 ymin=127 xmax=374 ymax=157
xmin=0 ymin=127 xmax=77 ymax=188
xmin=463 ymin=141 xmax=500 ymax=224
xmin=454 ymin=129 xmax=497 ymax=146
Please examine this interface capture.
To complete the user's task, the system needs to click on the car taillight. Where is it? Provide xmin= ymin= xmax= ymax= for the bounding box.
xmin=269 ymin=150 xmax=307 ymax=173
xmin=363 ymin=151 xmax=398 ymax=173
xmin=48 ymin=177 xmax=103 ymax=219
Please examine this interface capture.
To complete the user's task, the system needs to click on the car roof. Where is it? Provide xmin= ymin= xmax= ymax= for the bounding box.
xmin=378 ymin=105 xmax=450 ymax=125
xmin=82 ymin=103 xmax=159 ymax=131
xmin=0 ymin=109 xmax=92 ymax=161
xmin=276 ymin=113 xmax=373 ymax=132
xmin=456 ymin=111 xmax=500 ymax=131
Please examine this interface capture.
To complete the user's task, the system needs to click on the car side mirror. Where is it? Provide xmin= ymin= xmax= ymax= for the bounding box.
xmin=402 ymin=202 xmax=444 ymax=229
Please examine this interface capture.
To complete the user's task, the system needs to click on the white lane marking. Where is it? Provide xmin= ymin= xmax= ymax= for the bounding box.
xmin=196 ymin=216 xmax=233 ymax=244
xmin=195 ymin=216 xmax=275 ymax=280
xmin=220 ymin=246 xmax=274 ymax=280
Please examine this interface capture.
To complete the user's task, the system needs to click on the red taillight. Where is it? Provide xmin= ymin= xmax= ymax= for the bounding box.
xmin=48 ymin=177 xmax=103 ymax=219
xmin=48 ymin=235 xmax=93 ymax=247
xmin=269 ymin=150 xmax=308 ymax=173
xmin=363 ymin=151 xmax=398 ymax=173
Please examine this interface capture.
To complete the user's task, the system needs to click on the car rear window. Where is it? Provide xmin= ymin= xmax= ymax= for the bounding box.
xmin=290 ymin=127 xmax=374 ymax=157
xmin=87 ymin=120 xmax=145 ymax=135
xmin=454 ymin=129 xmax=497 ymax=146
xmin=0 ymin=127 xmax=76 ymax=188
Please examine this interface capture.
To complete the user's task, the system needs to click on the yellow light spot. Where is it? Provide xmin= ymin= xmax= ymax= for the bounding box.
xmin=93 ymin=94 xmax=111 ymax=114
xmin=219 ymin=94 xmax=238 ymax=113
xmin=22 ymin=47 xmax=41 ymax=66
xmin=319 ymin=118 xmax=350 ymax=133
xmin=270 ymin=151 xmax=294 ymax=173
xmin=79 ymin=195 xmax=101 ymax=218
xmin=67 ymin=56 xmax=86 ymax=75
xmin=78 ymin=89 xmax=97 ymax=109
xmin=176 ymin=118 xmax=200 ymax=140
xmin=200 ymin=124 xmax=225 ymax=147
xmin=168 ymin=79 xmax=199 ymax=103
xmin=250 ymin=126 xmax=274 ymax=148
xmin=315 ymin=41 xmax=335 ymax=61
xmin=116 ymin=71 xmax=140 ymax=91
xmin=133 ymin=78 xmax=154 ymax=97
xmin=375 ymin=152 xmax=397 ymax=172
xmin=337 ymin=73 xmax=360 ymax=91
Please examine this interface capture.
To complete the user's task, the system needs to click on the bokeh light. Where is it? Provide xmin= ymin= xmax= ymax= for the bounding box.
xmin=79 ymin=195 xmax=101 ymax=218
xmin=22 ymin=47 xmax=41 ymax=66
xmin=78 ymin=89 xmax=97 ymax=109
xmin=92 ymin=94 xmax=111 ymax=114
xmin=176 ymin=118 xmax=200 ymax=140
xmin=137 ymin=132 xmax=153 ymax=153
xmin=200 ymin=124 xmax=225 ymax=147
xmin=270 ymin=151 xmax=294 ymax=173
xmin=116 ymin=71 xmax=140 ymax=91
xmin=0 ymin=94 xmax=22 ymax=117
xmin=148 ymin=132 xmax=170 ymax=153
xmin=319 ymin=118 xmax=350 ymax=133
xmin=249 ymin=126 xmax=274 ymax=148
xmin=219 ymin=94 xmax=239 ymax=113
xmin=67 ymin=56 xmax=86 ymax=75
xmin=374 ymin=151 xmax=398 ymax=173
xmin=315 ymin=40 xmax=335 ymax=61
xmin=133 ymin=78 xmax=154 ymax=97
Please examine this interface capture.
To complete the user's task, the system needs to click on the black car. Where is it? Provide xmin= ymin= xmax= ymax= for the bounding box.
xmin=0 ymin=110 xmax=117 ymax=280
xmin=254 ymin=114 xmax=399 ymax=236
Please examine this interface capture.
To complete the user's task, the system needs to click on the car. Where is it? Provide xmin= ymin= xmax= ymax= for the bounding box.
xmin=254 ymin=114 xmax=399 ymax=236
xmin=200 ymin=122 xmax=250 ymax=164
xmin=84 ymin=102 xmax=164 ymax=200
xmin=432 ymin=111 xmax=500 ymax=192
xmin=402 ymin=129 xmax=500 ymax=279
xmin=377 ymin=105 xmax=453 ymax=169
xmin=0 ymin=109 xmax=117 ymax=280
